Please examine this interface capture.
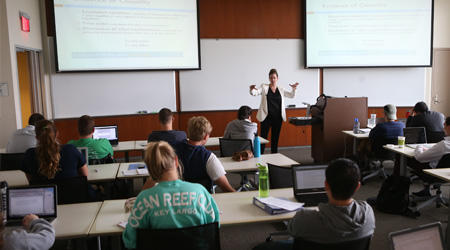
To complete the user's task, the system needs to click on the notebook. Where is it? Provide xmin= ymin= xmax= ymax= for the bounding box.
xmin=389 ymin=222 xmax=445 ymax=250
xmin=291 ymin=165 xmax=328 ymax=207
xmin=93 ymin=125 xmax=119 ymax=146
xmin=6 ymin=185 xmax=57 ymax=226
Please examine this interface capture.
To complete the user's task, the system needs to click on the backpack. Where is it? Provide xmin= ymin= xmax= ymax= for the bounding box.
xmin=310 ymin=94 xmax=331 ymax=119
xmin=376 ymin=175 xmax=410 ymax=214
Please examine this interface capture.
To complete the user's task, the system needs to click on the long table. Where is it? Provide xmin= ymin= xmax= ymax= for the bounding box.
xmin=423 ymin=168 xmax=450 ymax=249
xmin=0 ymin=163 xmax=120 ymax=188
xmin=342 ymin=129 xmax=370 ymax=156
xmin=219 ymin=153 xmax=299 ymax=173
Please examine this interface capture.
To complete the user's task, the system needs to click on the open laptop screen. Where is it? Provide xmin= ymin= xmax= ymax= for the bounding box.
xmin=7 ymin=186 xmax=57 ymax=220
xmin=293 ymin=165 xmax=326 ymax=191
xmin=389 ymin=222 xmax=445 ymax=250
xmin=93 ymin=125 xmax=118 ymax=145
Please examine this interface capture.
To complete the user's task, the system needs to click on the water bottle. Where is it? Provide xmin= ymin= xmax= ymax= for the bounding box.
xmin=253 ymin=133 xmax=261 ymax=158
xmin=353 ymin=118 xmax=360 ymax=133
xmin=1 ymin=181 xmax=7 ymax=221
xmin=257 ymin=164 xmax=269 ymax=198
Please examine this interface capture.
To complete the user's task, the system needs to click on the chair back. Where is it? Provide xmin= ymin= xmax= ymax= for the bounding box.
xmin=370 ymin=138 xmax=398 ymax=160
xmin=0 ymin=153 xmax=25 ymax=171
xmin=436 ymin=154 xmax=450 ymax=169
xmin=136 ymin=222 xmax=221 ymax=250
xmin=219 ymin=138 xmax=253 ymax=157
xmin=426 ymin=131 xmax=445 ymax=143
xmin=293 ymin=235 xmax=371 ymax=250
xmin=268 ymin=163 xmax=293 ymax=189
xmin=30 ymin=176 xmax=90 ymax=204
xmin=403 ymin=127 xmax=427 ymax=144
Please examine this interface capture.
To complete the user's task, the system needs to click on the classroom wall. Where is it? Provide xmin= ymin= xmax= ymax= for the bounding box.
xmin=0 ymin=0 xmax=43 ymax=148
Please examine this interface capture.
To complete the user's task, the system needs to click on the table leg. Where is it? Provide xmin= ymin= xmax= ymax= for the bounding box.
xmin=399 ymin=155 xmax=407 ymax=176
xmin=124 ymin=152 xmax=129 ymax=162
xmin=352 ymin=138 xmax=358 ymax=156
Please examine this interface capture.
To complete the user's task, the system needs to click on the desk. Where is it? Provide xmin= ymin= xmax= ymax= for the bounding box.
xmin=423 ymin=168 xmax=450 ymax=249
xmin=112 ymin=141 xmax=136 ymax=162
xmin=0 ymin=170 xmax=28 ymax=187
xmin=89 ymin=199 xmax=129 ymax=237
xmin=54 ymin=201 xmax=103 ymax=240
xmin=342 ymin=130 xmax=370 ymax=156
xmin=135 ymin=136 xmax=270 ymax=151
xmin=0 ymin=164 xmax=121 ymax=188
xmin=88 ymin=163 xmax=120 ymax=199
xmin=213 ymin=188 xmax=306 ymax=225
xmin=219 ymin=153 xmax=299 ymax=173
xmin=116 ymin=162 xmax=148 ymax=195
xmin=382 ymin=145 xmax=415 ymax=176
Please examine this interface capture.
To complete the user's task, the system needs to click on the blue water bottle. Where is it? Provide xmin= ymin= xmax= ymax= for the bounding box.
xmin=254 ymin=133 xmax=261 ymax=158
xmin=353 ymin=118 xmax=360 ymax=133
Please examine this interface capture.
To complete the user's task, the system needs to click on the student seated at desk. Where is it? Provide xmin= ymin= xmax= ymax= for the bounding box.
xmin=172 ymin=116 xmax=236 ymax=193
xmin=6 ymin=113 xmax=45 ymax=153
xmin=1 ymin=213 xmax=55 ymax=250
xmin=406 ymin=101 xmax=445 ymax=142
xmin=123 ymin=141 xmax=220 ymax=249
xmin=223 ymin=105 xmax=258 ymax=141
xmin=254 ymin=158 xmax=375 ymax=250
xmin=393 ymin=116 xmax=450 ymax=196
xmin=358 ymin=104 xmax=404 ymax=168
xmin=147 ymin=108 xmax=187 ymax=143
xmin=68 ymin=115 xmax=114 ymax=164
xmin=21 ymin=120 xmax=88 ymax=182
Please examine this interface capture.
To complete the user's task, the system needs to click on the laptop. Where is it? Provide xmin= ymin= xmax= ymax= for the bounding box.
xmin=404 ymin=127 xmax=427 ymax=144
xmin=93 ymin=125 xmax=119 ymax=146
xmin=389 ymin=222 xmax=445 ymax=250
xmin=77 ymin=147 xmax=89 ymax=166
xmin=6 ymin=185 xmax=57 ymax=226
xmin=291 ymin=165 xmax=328 ymax=207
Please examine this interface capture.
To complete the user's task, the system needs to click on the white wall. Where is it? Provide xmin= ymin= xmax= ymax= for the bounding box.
xmin=0 ymin=0 xmax=43 ymax=148
xmin=434 ymin=0 xmax=450 ymax=48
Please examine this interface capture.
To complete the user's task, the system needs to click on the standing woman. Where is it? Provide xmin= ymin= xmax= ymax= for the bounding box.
xmin=122 ymin=141 xmax=220 ymax=249
xmin=21 ymin=120 xmax=88 ymax=182
xmin=250 ymin=68 xmax=299 ymax=153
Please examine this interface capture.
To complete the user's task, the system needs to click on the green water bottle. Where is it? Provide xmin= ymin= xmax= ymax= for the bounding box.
xmin=257 ymin=164 xmax=269 ymax=198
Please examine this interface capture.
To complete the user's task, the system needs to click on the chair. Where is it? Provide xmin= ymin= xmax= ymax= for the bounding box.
xmin=267 ymin=163 xmax=293 ymax=189
xmin=219 ymin=138 xmax=253 ymax=157
xmin=0 ymin=153 xmax=25 ymax=171
xmin=362 ymin=138 xmax=398 ymax=184
xmin=426 ymin=131 xmax=445 ymax=143
xmin=30 ymin=176 xmax=90 ymax=204
xmin=265 ymin=163 xmax=294 ymax=242
xmin=136 ymin=222 xmax=221 ymax=250
xmin=410 ymin=154 xmax=450 ymax=215
xmin=219 ymin=138 xmax=256 ymax=191
xmin=293 ymin=235 xmax=372 ymax=250
xmin=403 ymin=127 xmax=427 ymax=144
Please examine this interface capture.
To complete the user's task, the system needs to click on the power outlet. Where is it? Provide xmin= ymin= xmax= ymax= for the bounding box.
xmin=0 ymin=82 xmax=8 ymax=96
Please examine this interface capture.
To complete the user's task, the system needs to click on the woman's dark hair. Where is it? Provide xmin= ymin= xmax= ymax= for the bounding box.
xmin=237 ymin=106 xmax=252 ymax=120
xmin=446 ymin=117 xmax=450 ymax=126
xmin=325 ymin=158 xmax=360 ymax=200
xmin=35 ymin=120 xmax=61 ymax=179
xmin=268 ymin=68 xmax=278 ymax=77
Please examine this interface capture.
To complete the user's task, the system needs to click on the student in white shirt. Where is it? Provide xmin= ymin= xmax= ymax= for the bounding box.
xmin=6 ymin=113 xmax=45 ymax=153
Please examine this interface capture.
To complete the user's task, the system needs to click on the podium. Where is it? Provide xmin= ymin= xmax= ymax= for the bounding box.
xmin=311 ymin=97 xmax=367 ymax=162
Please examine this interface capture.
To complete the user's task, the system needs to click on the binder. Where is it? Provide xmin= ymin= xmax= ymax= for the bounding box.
xmin=253 ymin=197 xmax=301 ymax=215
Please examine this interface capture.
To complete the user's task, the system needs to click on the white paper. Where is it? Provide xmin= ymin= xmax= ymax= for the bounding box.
xmin=137 ymin=168 xmax=149 ymax=175
xmin=257 ymin=197 xmax=304 ymax=211
xmin=117 ymin=221 xmax=128 ymax=228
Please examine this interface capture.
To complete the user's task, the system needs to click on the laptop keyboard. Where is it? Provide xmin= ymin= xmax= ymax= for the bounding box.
xmin=295 ymin=193 xmax=328 ymax=207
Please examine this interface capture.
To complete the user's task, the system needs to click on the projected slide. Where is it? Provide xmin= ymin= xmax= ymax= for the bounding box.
xmin=305 ymin=0 xmax=433 ymax=68
xmin=53 ymin=0 xmax=199 ymax=71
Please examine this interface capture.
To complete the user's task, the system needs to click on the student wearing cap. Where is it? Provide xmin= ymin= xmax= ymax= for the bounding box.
xmin=406 ymin=101 xmax=445 ymax=143
xmin=358 ymin=104 xmax=404 ymax=167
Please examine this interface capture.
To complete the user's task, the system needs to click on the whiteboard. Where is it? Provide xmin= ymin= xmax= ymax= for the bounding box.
xmin=179 ymin=39 xmax=320 ymax=111
xmin=48 ymin=38 xmax=177 ymax=119
xmin=323 ymin=68 xmax=426 ymax=107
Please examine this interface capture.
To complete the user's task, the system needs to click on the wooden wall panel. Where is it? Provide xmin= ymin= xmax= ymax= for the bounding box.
xmin=53 ymin=107 xmax=412 ymax=155
xmin=199 ymin=0 xmax=302 ymax=38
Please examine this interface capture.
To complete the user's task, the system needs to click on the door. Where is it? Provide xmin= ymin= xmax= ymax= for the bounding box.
xmin=16 ymin=48 xmax=46 ymax=127
xmin=431 ymin=49 xmax=450 ymax=117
